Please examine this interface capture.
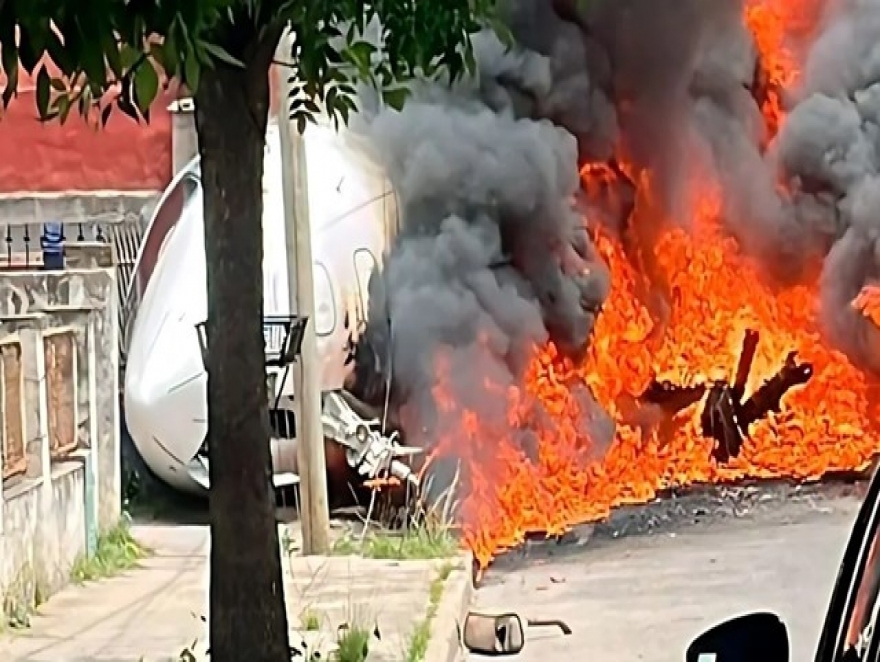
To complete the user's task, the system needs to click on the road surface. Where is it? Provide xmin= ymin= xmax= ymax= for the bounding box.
xmin=470 ymin=483 xmax=863 ymax=661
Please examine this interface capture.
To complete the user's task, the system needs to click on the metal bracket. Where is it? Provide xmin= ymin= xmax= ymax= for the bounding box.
xmin=321 ymin=391 xmax=421 ymax=488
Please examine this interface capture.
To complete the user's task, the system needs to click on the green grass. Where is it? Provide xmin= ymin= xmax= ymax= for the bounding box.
xmin=403 ymin=563 xmax=455 ymax=662
xmin=70 ymin=518 xmax=148 ymax=584
xmin=1 ymin=562 xmax=50 ymax=631
xmin=335 ymin=622 xmax=373 ymax=662
xmin=331 ymin=526 xmax=458 ymax=561
xmin=300 ymin=606 xmax=322 ymax=631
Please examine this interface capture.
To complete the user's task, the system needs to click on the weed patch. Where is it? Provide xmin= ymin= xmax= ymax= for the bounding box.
xmin=70 ymin=517 xmax=147 ymax=584
xmin=403 ymin=562 xmax=455 ymax=662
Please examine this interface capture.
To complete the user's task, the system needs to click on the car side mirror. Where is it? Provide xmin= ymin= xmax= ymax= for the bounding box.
xmin=462 ymin=611 xmax=525 ymax=655
xmin=686 ymin=612 xmax=789 ymax=662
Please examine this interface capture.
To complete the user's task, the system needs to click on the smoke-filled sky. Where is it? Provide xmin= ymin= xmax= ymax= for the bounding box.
xmin=349 ymin=0 xmax=880 ymax=451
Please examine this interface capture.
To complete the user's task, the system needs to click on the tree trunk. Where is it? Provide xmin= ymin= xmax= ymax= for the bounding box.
xmin=194 ymin=37 xmax=290 ymax=662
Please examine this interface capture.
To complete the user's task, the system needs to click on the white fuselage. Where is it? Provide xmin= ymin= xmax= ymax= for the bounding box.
xmin=123 ymin=119 xmax=396 ymax=494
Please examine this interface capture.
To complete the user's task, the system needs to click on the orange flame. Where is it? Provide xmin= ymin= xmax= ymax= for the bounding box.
xmin=744 ymin=0 xmax=825 ymax=138
xmin=433 ymin=184 xmax=878 ymax=569
xmin=853 ymin=285 xmax=880 ymax=329
xmin=422 ymin=0 xmax=860 ymax=570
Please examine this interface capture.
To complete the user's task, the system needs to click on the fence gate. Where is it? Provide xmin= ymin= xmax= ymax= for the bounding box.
xmin=109 ymin=218 xmax=145 ymax=369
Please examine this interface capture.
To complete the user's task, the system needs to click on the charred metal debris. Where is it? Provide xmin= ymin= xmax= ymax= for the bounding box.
xmin=630 ymin=328 xmax=814 ymax=464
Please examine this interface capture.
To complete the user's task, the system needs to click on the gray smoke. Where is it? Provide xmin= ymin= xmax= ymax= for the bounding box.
xmin=696 ymin=0 xmax=880 ymax=370
xmin=351 ymin=0 xmax=880 ymax=459
xmin=786 ymin=0 xmax=880 ymax=371
xmin=350 ymin=26 xmax=612 ymax=455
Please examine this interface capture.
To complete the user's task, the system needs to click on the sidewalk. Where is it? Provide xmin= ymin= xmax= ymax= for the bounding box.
xmin=0 ymin=521 xmax=473 ymax=661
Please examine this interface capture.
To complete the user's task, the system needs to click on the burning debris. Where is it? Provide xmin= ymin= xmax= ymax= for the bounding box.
xmin=618 ymin=329 xmax=814 ymax=465
xmin=853 ymin=285 xmax=880 ymax=328
xmin=700 ymin=330 xmax=814 ymax=463
xmin=347 ymin=0 xmax=880 ymax=568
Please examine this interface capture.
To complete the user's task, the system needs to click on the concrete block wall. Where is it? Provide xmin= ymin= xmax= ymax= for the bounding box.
xmin=0 ymin=244 xmax=121 ymax=614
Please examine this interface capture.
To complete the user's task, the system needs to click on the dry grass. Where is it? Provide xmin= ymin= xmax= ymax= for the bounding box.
xmin=332 ymin=462 xmax=462 ymax=561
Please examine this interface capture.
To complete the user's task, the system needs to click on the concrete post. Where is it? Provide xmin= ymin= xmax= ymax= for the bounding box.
xmin=35 ymin=330 xmax=52 ymax=504
xmin=168 ymin=97 xmax=198 ymax=175
xmin=0 ymin=394 xmax=4 ymax=536
xmin=275 ymin=34 xmax=331 ymax=555
xmin=84 ymin=313 xmax=99 ymax=552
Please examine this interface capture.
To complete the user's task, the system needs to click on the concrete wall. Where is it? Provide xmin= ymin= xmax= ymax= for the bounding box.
xmin=0 ymin=244 xmax=120 ymax=614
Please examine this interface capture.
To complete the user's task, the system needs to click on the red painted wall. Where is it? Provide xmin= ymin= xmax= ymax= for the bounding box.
xmin=0 ymin=71 xmax=174 ymax=193
xmin=0 ymin=65 xmax=283 ymax=194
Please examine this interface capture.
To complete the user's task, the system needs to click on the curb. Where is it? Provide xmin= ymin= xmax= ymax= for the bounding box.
xmin=425 ymin=553 xmax=475 ymax=662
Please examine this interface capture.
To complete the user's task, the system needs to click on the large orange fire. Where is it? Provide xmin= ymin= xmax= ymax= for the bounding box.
xmin=424 ymin=0 xmax=880 ymax=570
xmin=743 ymin=0 xmax=824 ymax=140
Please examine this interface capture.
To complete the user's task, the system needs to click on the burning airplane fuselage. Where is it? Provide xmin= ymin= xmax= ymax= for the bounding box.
xmin=348 ymin=0 xmax=880 ymax=568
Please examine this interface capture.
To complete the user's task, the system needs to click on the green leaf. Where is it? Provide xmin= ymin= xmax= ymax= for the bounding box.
xmin=1 ymin=43 xmax=18 ymax=107
xmin=50 ymin=78 xmax=67 ymax=92
xmin=101 ymin=104 xmax=112 ymax=127
xmin=38 ymin=108 xmax=60 ymax=123
xmin=161 ymin=31 xmax=180 ymax=77
xmin=338 ymin=100 xmax=350 ymax=126
xmin=185 ymin=54 xmax=201 ymax=93
xmin=133 ymin=62 xmax=159 ymax=115
xmin=346 ymin=40 xmax=375 ymax=73
xmin=103 ymin=33 xmax=123 ymax=79
xmin=134 ymin=60 xmax=159 ymax=113
xmin=46 ymin=31 xmax=73 ymax=74
xmin=18 ymin=28 xmax=39 ymax=74
xmin=149 ymin=43 xmax=168 ymax=72
xmin=120 ymin=44 xmax=142 ymax=70
xmin=35 ymin=67 xmax=51 ymax=119
xmin=326 ymin=86 xmax=338 ymax=112
xmin=55 ymin=95 xmax=71 ymax=124
xmin=296 ymin=113 xmax=307 ymax=134
xmin=199 ymin=41 xmax=244 ymax=68
xmin=463 ymin=44 xmax=477 ymax=76
xmin=382 ymin=87 xmax=408 ymax=111
xmin=78 ymin=24 xmax=108 ymax=88
xmin=489 ymin=18 xmax=514 ymax=49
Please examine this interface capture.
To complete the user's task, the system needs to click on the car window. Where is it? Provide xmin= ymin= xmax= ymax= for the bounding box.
xmin=844 ymin=530 xmax=880 ymax=659
xmin=817 ymin=470 xmax=880 ymax=662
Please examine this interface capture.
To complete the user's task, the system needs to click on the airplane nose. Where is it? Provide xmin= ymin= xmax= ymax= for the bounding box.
xmin=124 ymin=318 xmax=208 ymax=469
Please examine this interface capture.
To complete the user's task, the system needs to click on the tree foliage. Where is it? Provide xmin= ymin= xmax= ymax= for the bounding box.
xmin=0 ymin=0 xmax=498 ymax=129
xmin=0 ymin=2 xmax=495 ymax=660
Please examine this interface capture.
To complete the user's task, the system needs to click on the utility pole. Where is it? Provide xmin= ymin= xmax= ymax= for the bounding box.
xmin=275 ymin=32 xmax=331 ymax=555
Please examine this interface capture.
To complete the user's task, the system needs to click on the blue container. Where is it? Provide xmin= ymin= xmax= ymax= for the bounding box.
xmin=40 ymin=221 xmax=64 ymax=270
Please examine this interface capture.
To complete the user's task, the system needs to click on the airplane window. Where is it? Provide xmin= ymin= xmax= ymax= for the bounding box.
xmin=313 ymin=261 xmax=336 ymax=337
xmin=353 ymin=248 xmax=379 ymax=327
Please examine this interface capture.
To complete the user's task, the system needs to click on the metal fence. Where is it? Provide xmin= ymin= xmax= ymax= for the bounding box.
xmin=0 ymin=214 xmax=147 ymax=364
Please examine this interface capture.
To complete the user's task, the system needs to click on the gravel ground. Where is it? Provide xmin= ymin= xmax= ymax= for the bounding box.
xmin=484 ymin=478 xmax=868 ymax=579
xmin=471 ymin=478 xmax=866 ymax=661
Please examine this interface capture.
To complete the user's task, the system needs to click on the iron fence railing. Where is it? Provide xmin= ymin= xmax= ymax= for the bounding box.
xmin=0 ymin=216 xmax=147 ymax=366
xmin=0 ymin=220 xmax=111 ymax=270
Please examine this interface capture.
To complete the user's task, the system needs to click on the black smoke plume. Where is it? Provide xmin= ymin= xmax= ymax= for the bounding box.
xmin=348 ymin=0 xmax=880 ymax=458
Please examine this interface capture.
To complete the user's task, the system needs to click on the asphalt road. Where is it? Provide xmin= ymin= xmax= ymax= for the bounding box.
xmin=469 ymin=483 xmax=864 ymax=661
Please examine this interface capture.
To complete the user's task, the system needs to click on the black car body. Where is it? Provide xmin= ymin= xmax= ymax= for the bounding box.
xmin=688 ymin=470 xmax=880 ymax=662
